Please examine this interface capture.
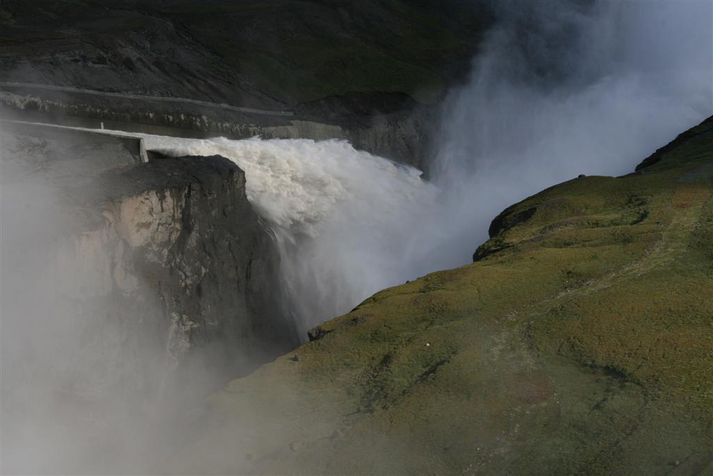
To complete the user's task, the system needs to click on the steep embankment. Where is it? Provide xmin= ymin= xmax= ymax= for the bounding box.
xmin=0 ymin=1 xmax=490 ymax=167
xmin=177 ymin=117 xmax=713 ymax=475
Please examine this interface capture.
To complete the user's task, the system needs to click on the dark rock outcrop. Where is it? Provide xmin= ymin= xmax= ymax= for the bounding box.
xmin=91 ymin=154 xmax=298 ymax=381
xmin=0 ymin=122 xmax=295 ymax=404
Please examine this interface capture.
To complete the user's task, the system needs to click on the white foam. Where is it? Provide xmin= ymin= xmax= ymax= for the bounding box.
xmin=127 ymin=134 xmax=439 ymax=335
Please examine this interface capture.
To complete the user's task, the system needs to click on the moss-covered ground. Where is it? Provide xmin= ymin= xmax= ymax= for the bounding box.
xmin=176 ymin=117 xmax=713 ymax=475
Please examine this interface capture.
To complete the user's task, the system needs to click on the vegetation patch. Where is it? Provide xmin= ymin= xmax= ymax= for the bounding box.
xmin=177 ymin=116 xmax=713 ymax=475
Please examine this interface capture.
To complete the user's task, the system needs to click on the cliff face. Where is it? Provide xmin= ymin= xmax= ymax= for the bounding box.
xmin=87 ymin=154 xmax=297 ymax=382
xmin=1 ymin=123 xmax=294 ymax=472
xmin=176 ymin=117 xmax=713 ymax=475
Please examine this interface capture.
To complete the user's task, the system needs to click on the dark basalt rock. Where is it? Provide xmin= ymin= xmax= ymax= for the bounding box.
xmin=94 ymin=154 xmax=300 ymax=381
xmin=0 ymin=123 xmax=297 ymax=402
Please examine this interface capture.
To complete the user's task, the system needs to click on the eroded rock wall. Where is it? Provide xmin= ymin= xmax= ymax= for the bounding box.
xmin=88 ymin=155 xmax=297 ymax=384
xmin=0 ymin=124 xmax=294 ymax=425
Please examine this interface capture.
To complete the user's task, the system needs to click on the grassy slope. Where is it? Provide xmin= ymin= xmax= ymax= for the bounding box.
xmin=177 ymin=117 xmax=713 ymax=475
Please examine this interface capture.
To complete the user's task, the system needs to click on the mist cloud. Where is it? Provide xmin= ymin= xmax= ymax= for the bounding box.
xmin=428 ymin=0 xmax=713 ymax=267
xmin=1 ymin=1 xmax=711 ymax=473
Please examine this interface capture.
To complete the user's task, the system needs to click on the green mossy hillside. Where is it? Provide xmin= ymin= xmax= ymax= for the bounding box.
xmin=177 ymin=116 xmax=713 ymax=475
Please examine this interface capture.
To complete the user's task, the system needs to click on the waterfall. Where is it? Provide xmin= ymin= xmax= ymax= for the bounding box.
xmin=130 ymin=134 xmax=440 ymax=335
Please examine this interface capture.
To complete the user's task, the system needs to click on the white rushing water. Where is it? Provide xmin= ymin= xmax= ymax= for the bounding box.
xmin=131 ymin=134 xmax=441 ymax=335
